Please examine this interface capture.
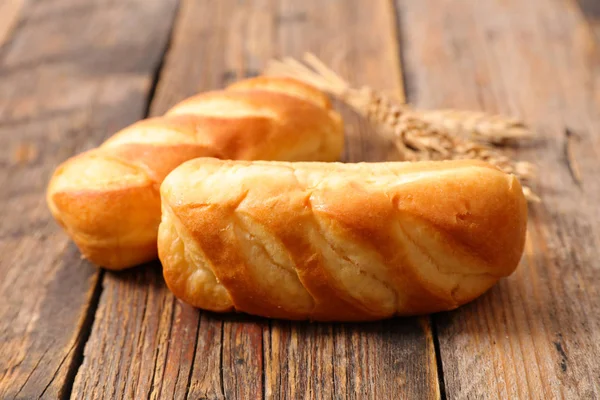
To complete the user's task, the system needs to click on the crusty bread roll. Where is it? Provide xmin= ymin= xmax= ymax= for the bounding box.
xmin=158 ymin=158 xmax=528 ymax=321
xmin=46 ymin=77 xmax=344 ymax=270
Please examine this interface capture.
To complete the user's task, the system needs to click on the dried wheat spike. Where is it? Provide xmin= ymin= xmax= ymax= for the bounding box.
xmin=346 ymin=87 xmax=530 ymax=144
xmin=411 ymin=109 xmax=531 ymax=144
xmin=265 ymin=54 xmax=533 ymax=143
xmin=380 ymin=115 xmax=539 ymax=202
xmin=264 ymin=54 xmax=539 ymax=201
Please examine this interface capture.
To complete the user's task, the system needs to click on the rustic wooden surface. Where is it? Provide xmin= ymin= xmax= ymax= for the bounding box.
xmin=397 ymin=0 xmax=600 ymax=398
xmin=0 ymin=0 xmax=178 ymax=398
xmin=72 ymin=1 xmax=438 ymax=399
xmin=0 ymin=0 xmax=598 ymax=399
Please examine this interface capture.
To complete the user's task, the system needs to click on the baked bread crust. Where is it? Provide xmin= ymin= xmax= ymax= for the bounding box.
xmin=158 ymin=158 xmax=528 ymax=321
xmin=46 ymin=77 xmax=344 ymax=269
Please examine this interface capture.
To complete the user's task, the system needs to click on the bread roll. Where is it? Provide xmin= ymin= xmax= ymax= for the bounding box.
xmin=158 ymin=158 xmax=528 ymax=321
xmin=46 ymin=77 xmax=344 ymax=269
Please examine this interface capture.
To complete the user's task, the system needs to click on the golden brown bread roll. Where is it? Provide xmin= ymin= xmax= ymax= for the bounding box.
xmin=46 ymin=77 xmax=344 ymax=270
xmin=158 ymin=158 xmax=528 ymax=321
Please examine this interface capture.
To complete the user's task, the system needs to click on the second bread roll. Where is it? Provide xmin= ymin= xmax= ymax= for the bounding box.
xmin=158 ymin=158 xmax=528 ymax=321
xmin=46 ymin=77 xmax=343 ymax=270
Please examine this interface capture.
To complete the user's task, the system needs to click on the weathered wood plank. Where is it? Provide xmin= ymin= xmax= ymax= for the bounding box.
xmin=265 ymin=321 xmax=335 ymax=399
xmin=0 ymin=0 xmax=179 ymax=398
xmin=74 ymin=0 xmax=440 ymax=398
xmin=222 ymin=315 xmax=266 ymax=399
xmin=395 ymin=0 xmax=600 ymax=398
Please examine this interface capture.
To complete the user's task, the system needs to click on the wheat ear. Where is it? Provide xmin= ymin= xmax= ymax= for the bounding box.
xmin=266 ymin=53 xmax=533 ymax=144
xmin=264 ymin=53 xmax=539 ymax=202
xmin=412 ymin=109 xmax=531 ymax=144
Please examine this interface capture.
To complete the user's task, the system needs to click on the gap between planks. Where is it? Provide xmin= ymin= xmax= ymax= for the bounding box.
xmin=61 ymin=270 xmax=105 ymax=400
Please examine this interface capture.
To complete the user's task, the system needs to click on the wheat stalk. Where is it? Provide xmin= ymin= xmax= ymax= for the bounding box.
xmin=264 ymin=53 xmax=539 ymax=202
xmin=266 ymin=54 xmax=533 ymax=144
xmin=412 ymin=109 xmax=530 ymax=144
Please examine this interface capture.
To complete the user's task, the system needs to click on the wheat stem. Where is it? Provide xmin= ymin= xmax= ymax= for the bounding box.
xmin=412 ymin=109 xmax=531 ymax=144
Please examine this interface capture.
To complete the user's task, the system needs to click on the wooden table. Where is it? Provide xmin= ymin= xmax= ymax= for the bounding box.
xmin=1 ymin=0 xmax=599 ymax=398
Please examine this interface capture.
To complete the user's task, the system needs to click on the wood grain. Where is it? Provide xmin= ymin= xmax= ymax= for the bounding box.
xmin=395 ymin=0 xmax=600 ymax=398
xmin=73 ymin=0 xmax=441 ymax=399
xmin=0 ymin=0 xmax=179 ymax=398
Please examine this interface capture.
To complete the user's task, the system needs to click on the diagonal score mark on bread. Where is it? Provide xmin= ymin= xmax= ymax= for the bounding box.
xmin=308 ymin=213 xmax=398 ymax=318
xmin=227 ymin=75 xmax=333 ymax=109
xmin=233 ymin=212 xmax=316 ymax=316
xmin=392 ymin=218 xmax=497 ymax=309
xmin=165 ymin=90 xmax=343 ymax=162
xmin=158 ymin=204 xmax=233 ymax=311
xmin=159 ymin=201 xmax=233 ymax=312
xmin=46 ymin=77 xmax=345 ymax=269
xmin=166 ymin=92 xmax=281 ymax=119
xmin=49 ymin=151 xmax=151 ymax=192
xmin=159 ymin=158 xmax=527 ymax=321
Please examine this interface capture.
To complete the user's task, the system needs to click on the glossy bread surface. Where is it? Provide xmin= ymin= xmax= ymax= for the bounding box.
xmin=46 ymin=77 xmax=344 ymax=269
xmin=159 ymin=158 xmax=528 ymax=321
